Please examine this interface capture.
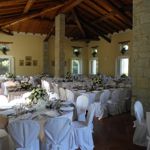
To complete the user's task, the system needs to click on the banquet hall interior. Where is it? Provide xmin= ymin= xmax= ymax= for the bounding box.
xmin=0 ymin=0 xmax=149 ymax=150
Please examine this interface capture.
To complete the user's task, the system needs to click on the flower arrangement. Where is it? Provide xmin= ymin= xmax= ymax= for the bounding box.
xmin=65 ymin=72 xmax=72 ymax=80
xmin=5 ymin=72 xmax=15 ymax=78
xmin=20 ymin=82 xmax=32 ymax=90
xmin=92 ymin=76 xmax=102 ymax=86
xmin=120 ymin=74 xmax=127 ymax=78
xmin=28 ymin=87 xmax=48 ymax=104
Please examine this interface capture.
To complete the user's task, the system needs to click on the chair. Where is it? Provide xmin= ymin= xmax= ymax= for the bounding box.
xmin=107 ymin=89 xmax=121 ymax=115
xmin=49 ymin=92 xmax=59 ymax=101
xmin=41 ymin=80 xmax=51 ymax=94
xmin=99 ymin=89 xmax=111 ymax=118
xmin=76 ymin=95 xmax=89 ymax=121
xmin=133 ymin=100 xmax=147 ymax=147
xmin=8 ymin=120 xmax=40 ymax=150
xmin=72 ymin=104 xmax=95 ymax=150
xmin=59 ymin=87 xmax=67 ymax=100
xmin=42 ymin=117 xmax=75 ymax=150
xmin=146 ymin=112 xmax=150 ymax=150
xmin=66 ymin=89 xmax=75 ymax=103
xmin=0 ymin=129 xmax=9 ymax=150
xmin=53 ymin=84 xmax=60 ymax=97
xmin=0 ymin=95 xmax=8 ymax=107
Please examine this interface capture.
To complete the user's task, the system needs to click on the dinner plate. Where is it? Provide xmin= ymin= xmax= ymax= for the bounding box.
xmin=60 ymin=106 xmax=74 ymax=112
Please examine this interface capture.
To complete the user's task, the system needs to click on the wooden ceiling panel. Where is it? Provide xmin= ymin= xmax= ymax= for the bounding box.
xmin=0 ymin=0 xmax=132 ymax=42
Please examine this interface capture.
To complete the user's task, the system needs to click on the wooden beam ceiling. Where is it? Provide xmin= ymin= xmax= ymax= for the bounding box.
xmin=0 ymin=0 xmax=132 ymax=42
xmin=72 ymin=9 xmax=86 ymax=38
xmin=2 ymin=4 xmax=64 ymax=29
xmin=44 ymin=0 xmax=85 ymax=41
xmin=0 ymin=29 xmax=13 ymax=36
xmin=60 ymin=0 xmax=85 ymax=13
xmin=23 ymin=0 xmax=35 ymax=14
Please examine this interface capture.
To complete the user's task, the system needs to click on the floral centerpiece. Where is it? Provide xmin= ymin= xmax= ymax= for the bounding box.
xmin=5 ymin=72 xmax=15 ymax=78
xmin=28 ymin=87 xmax=48 ymax=104
xmin=20 ymin=82 xmax=32 ymax=90
xmin=65 ymin=72 xmax=72 ymax=81
xmin=92 ymin=76 xmax=102 ymax=87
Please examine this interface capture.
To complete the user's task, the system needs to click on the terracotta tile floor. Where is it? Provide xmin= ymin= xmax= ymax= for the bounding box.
xmin=93 ymin=113 xmax=146 ymax=150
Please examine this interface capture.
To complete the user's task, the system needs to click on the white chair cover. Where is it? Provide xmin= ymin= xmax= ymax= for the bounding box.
xmin=118 ymin=88 xmax=129 ymax=113
xmin=59 ymin=88 xmax=67 ymax=100
xmin=76 ymin=95 xmax=89 ymax=121
xmin=0 ymin=129 xmax=9 ymax=150
xmin=8 ymin=120 xmax=40 ymax=150
xmin=0 ymin=95 xmax=8 ymax=107
xmin=66 ymin=89 xmax=75 ymax=103
xmin=107 ymin=89 xmax=120 ymax=115
xmin=53 ymin=85 xmax=59 ymax=96
xmin=72 ymin=104 xmax=95 ymax=150
xmin=133 ymin=101 xmax=147 ymax=147
xmin=49 ymin=92 xmax=59 ymax=101
xmin=43 ymin=117 xmax=75 ymax=150
xmin=41 ymin=80 xmax=50 ymax=94
xmin=99 ymin=90 xmax=111 ymax=118
xmin=146 ymin=112 xmax=150 ymax=150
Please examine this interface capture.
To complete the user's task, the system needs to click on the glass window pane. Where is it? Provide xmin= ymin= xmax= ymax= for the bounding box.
xmin=90 ymin=59 xmax=98 ymax=75
xmin=120 ymin=58 xmax=129 ymax=76
xmin=0 ymin=58 xmax=10 ymax=75
xmin=72 ymin=59 xmax=80 ymax=74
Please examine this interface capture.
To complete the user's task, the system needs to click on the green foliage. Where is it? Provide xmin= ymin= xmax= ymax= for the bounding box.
xmin=5 ymin=72 xmax=15 ymax=78
xmin=28 ymin=87 xmax=47 ymax=104
xmin=20 ymin=82 xmax=32 ymax=90
xmin=65 ymin=72 xmax=72 ymax=80
xmin=92 ymin=76 xmax=102 ymax=85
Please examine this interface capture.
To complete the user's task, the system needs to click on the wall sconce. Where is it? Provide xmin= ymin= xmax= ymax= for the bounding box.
xmin=119 ymin=41 xmax=129 ymax=55
xmin=73 ymin=46 xmax=81 ymax=57
xmin=91 ymin=46 xmax=98 ymax=57
xmin=0 ymin=41 xmax=12 ymax=55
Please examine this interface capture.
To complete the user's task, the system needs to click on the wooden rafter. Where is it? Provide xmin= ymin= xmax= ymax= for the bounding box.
xmin=44 ymin=23 xmax=55 ymax=41
xmin=103 ymin=0 xmax=132 ymax=26
xmin=72 ymin=9 xmax=86 ymax=38
xmin=23 ymin=0 xmax=35 ymax=14
xmin=80 ymin=18 xmax=111 ymax=43
xmin=77 ymin=6 xmax=113 ymax=34
xmin=60 ymin=0 xmax=85 ymax=13
xmin=0 ymin=28 xmax=13 ymax=36
xmin=44 ymin=0 xmax=85 ymax=41
xmin=2 ymin=4 xmax=64 ymax=29
xmin=93 ymin=11 xmax=116 ymax=24
xmin=0 ymin=0 xmax=132 ymax=40
xmin=0 ymin=0 xmax=24 ymax=7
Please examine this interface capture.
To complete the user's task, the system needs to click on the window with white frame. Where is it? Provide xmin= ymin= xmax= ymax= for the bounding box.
xmin=116 ymin=56 xmax=129 ymax=77
xmin=71 ymin=59 xmax=82 ymax=75
xmin=89 ymin=59 xmax=98 ymax=75
xmin=0 ymin=56 xmax=14 ymax=75
xmin=89 ymin=46 xmax=98 ymax=74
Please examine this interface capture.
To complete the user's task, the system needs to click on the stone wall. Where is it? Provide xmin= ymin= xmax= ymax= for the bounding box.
xmin=132 ymin=0 xmax=150 ymax=113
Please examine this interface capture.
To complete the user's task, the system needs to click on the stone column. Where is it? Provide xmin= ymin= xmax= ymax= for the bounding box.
xmin=132 ymin=0 xmax=150 ymax=112
xmin=43 ymin=41 xmax=50 ymax=74
xmin=54 ymin=14 xmax=65 ymax=77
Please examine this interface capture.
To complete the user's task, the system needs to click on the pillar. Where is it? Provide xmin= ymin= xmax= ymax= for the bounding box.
xmin=132 ymin=0 xmax=150 ymax=112
xmin=54 ymin=14 xmax=65 ymax=77
xmin=43 ymin=41 xmax=50 ymax=74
